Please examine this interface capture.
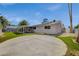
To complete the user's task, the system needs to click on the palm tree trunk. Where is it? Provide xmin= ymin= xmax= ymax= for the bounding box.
xmin=68 ymin=3 xmax=73 ymax=33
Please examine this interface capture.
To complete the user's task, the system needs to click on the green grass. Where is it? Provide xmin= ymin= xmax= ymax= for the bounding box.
xmin=0 ymin=24 xmax=2 ymax=29
xmin=57 ymin=36 xmax=79 ymax=56
xmin=0 ymin=32 xmax=33 ymax=43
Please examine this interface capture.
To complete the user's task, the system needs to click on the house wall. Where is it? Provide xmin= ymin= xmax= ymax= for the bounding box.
xmin=34 ymin=23 xmax=63 ymax=34
xmin=4 ymin=22 xmax=64 ymax=34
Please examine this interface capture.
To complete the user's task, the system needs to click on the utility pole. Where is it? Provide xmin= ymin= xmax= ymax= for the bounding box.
xmin=68 ymin=3 xmax=73 ymax=33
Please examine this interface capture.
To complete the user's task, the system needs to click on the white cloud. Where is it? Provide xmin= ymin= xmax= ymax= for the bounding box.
xmin=47 ymin=4 xmax=62 ymax=11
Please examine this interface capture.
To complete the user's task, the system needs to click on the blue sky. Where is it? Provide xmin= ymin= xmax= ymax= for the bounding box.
xmin=0 ymin=3 xmax=79 ymax=28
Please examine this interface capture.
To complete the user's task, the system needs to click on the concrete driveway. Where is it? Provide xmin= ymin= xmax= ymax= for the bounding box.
xmin=0 ymin=35 xmax=67 ymax=56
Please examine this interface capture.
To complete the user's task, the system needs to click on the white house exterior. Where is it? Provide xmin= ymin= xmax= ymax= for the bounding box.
xmin=32 ymin=21 xmax=65 ymax=34
xmin=5 ymin=21 xmax=65 ymax=34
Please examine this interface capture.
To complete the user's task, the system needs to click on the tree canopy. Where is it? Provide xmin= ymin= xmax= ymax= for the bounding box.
xmin=18 ymin=20 xmax=28 ymax=26
xmin=53 ymin=19 xmax=56 ymax=22
xmin=74 ymin=24 xmax=79 ymax=29
xmin=0 ymin=16 xmax=10 ymax=28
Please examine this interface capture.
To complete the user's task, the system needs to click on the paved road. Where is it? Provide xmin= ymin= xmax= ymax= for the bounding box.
xmin=0 ymin=35 xmax=67 ymax=56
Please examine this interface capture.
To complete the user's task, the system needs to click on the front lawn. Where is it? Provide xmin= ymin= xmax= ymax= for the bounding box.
xmin=57 ymin=36 xmax=79 ymax=56
xmin=0 ymin=24 xmax=2 ymax=29
xmin=0 ymin=32 xmax=33 ymax=43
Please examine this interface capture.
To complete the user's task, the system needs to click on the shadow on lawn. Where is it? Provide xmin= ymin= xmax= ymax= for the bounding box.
xmin=0 ymin=32 xmax=33 ymax=43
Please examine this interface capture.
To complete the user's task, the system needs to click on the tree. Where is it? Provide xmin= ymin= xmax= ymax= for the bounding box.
xmin=74 ymin=24 xmax=79 ymax=29
xmin=18 ymin=20 xmax=28 ymax=26
xmin=42 ymin=18 xmax=48 ymax=24
xmin=68 ymin=3 xmax=73 ymax=33
xmin=0 ymin=16 xmax=10 ymax=32
xmin=0 ymin=16 xmax=10 ymax=28
xmin=53 ymin=19 xmax=56 ymax=22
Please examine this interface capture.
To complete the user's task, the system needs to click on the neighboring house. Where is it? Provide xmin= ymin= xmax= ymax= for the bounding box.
xmin=5 ymin=21 xmax=65 ymax=34
xmin=5 ymin=25 xmax=18 ymax=32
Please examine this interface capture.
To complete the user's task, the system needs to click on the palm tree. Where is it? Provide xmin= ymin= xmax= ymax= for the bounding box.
xmin=68 ymin=3 xmax=73 ymax=33
xmin=18 ymin=20 xmax=28 ymax=26
xmin=0 ymin=16 xmax=10 ymax=28
xmin=18 ymin=20 xmax=29 ymax=33
xmin=0 ymin=16 xmax=10 ymax=31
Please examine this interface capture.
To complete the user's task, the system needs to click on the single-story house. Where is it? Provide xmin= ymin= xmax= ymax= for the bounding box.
xmin=4 ymin=21 xmax=65 ymax=34
xmin=4 ymin=26 xmax=18 ymax=32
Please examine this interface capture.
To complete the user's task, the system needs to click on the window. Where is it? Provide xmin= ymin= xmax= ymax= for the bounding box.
xmin=45 ymin=26 xmax=51 ymax=29
xmin=33 ymin=27 xmax=36 ymax=29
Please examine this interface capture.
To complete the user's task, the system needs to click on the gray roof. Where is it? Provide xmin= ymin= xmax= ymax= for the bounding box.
xmin=6 ymin=26 xmax=18 ymax=29
xmin=30 ymin=21 xmax=62 ymax=27
xmin=6 ymin=21 xmax=63 ymax=28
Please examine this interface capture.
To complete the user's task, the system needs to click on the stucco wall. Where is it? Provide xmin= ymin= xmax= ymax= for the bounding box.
xmin=34 ymin=23 xmax=63 ymax=34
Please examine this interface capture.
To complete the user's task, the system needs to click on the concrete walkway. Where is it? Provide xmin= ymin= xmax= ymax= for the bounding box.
xmin=0 ymin=35 xmax=67 ymax=56
xmin=60 ymin=33 xmax=77 ymax=37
